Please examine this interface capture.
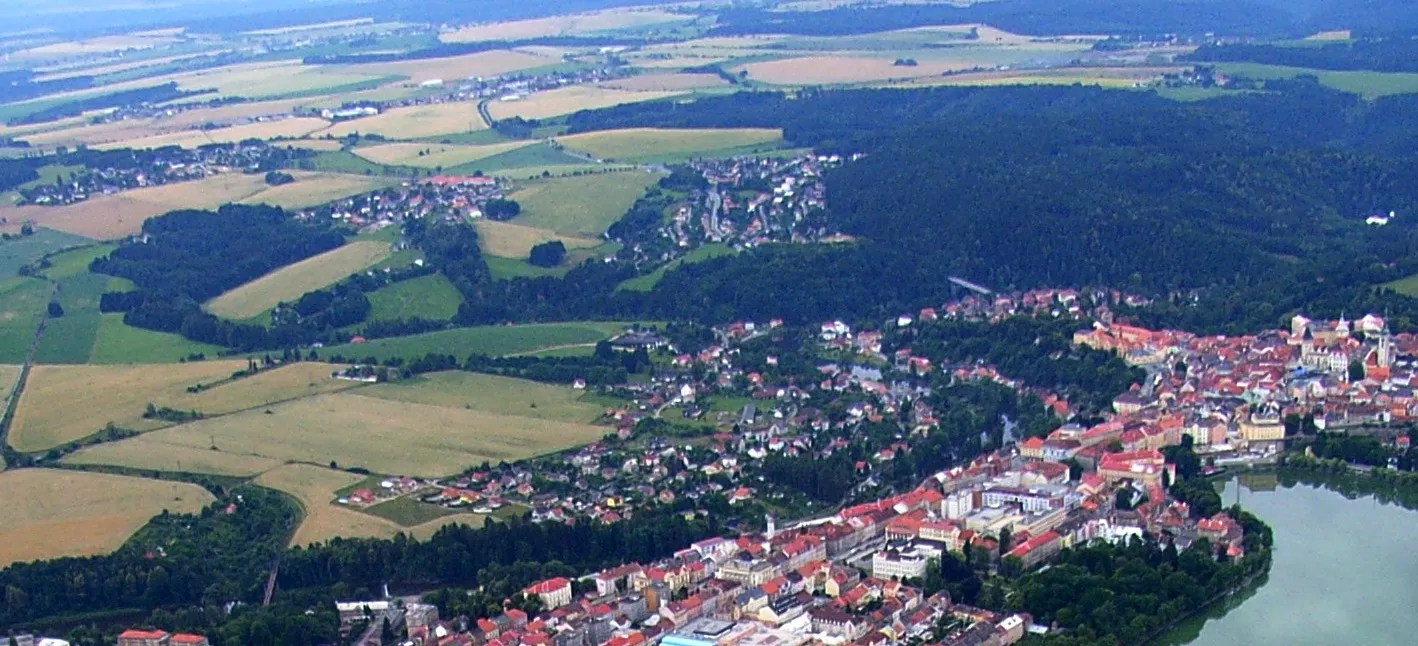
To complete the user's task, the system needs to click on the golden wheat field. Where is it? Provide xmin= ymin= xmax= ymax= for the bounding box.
xmin=344 ymin=50 xmax=554 ymax=83
xmin=352 ymin=140 xmax=537 ymax=168
xmin=487 ymin=86 xmax=683 ymax=121
xmin=92 ymin=117 xmax=331 ymax=150
xmin=64 ymin=439 xmax=286 ymax=476
xmin=240 ymin=171 xmax=393 ymax=209
xmin=597 ymin=73 xmax=729 ymax=92
xmin=0 ymin=469 xmax=213 ymax=567
xmin=320 ymin=102 xmax=489 ymax=139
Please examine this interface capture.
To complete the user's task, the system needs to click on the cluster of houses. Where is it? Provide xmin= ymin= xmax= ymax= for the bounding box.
xmin=295 ymin=174 xmax=505 ymax=228
xmin=619 ymin=154 xmax=853 ymax=270
xmin=1073 ymin=311 xmax=1418 ymax=452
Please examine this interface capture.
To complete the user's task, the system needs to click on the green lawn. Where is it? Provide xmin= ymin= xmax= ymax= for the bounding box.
xmin=618 ymin=243 xmax=736 ymax=292
xmin=1216 ymin=62 xmax=1418 ymax=98
xmin=1383 ymin=273 xmax=1418 ymax=297
xmin=0 ymin=228 xmax=92 ymax=278
xmin=366 ymin=274 xmax=463 ymax=321
xmin=320 ymin=322 xmax=632 ymax=362
xmin=19 ymin=164 xmax=86 ymax=190
xmin=360 ymin=371 xmax=607 ymax=423
xmin=33 ymin=314 xmax=102 ymax=364
xmin=511 ymin=170 xmax=663 ymax=238
xmin=0 ymin=277 xmax=50 ymax=363
xmin=32 ymin=271 xmax=133 ymax=363
xmin=363 ymin=495 xmax=476 ymax=527
xmin=88 ymin=314 xmax=225 ymax=363
xmin=40 ymin=244 xmax=117 ymax=280
xmin=484 ymin=255 xmax=570 ymax=280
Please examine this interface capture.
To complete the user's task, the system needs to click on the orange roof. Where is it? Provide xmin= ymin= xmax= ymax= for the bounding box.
xmin=170 ymin=635 xmax=208 ymax=645
xmin=1020 ymin=437 xmax=1045 ymax=449
xmin=119 ymin=630 xmax=169 ymax=640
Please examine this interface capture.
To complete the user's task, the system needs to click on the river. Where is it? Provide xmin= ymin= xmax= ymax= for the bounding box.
xmin=1156 ymin=471 xmax=1418 ymax=645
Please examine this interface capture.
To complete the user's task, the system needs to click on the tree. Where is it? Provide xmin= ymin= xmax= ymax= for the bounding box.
xmin=528 ymin=240 xmax=566 ymax=268
xmin=1349 ymin=359 xmax=1365 ymax=383
xmin=380 ymin=617 xmax=395 ymax=645
xmin=997 ymin=527 xmax=1012 ymax=553
xmin=483 ymin=198 xmax=522 ymax=221
xmin=46 ymin=302 xmax=63 ymax=318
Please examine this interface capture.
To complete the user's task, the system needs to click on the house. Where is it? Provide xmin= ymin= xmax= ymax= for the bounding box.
xmin=526 ymin=577 xmax=574 ymax=609
xmin=1004 ymin=530 xmax=1062 ymax=570
xmin=169 ymin=636 xmax=209 ymax=646
xmin=116 ymin=631 xmax=170 ymax=646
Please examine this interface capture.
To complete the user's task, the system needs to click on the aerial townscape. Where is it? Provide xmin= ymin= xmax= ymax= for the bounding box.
xmin=7 ymin=0 xmax=1418 ymax=645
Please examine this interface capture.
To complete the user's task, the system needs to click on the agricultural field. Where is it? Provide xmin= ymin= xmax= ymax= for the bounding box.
xmin=1383 ymin=273 xmax=1418 ymax=298
xmin=0 ymin=278 xmax=51 ymax=364
xmin=0 ymin=364 xmax=19 ymax=405
xmin=360 ymin=371 xmax=608 ymax=423
xmin=352 ymin=140 xmax=538 ymax=169
xmin=487 ymin=86 xmax=684 ymax=121
xmin=77 ymin=391 xmax=607 ymax=477
xmin=320 ymin=102 xmax=489 ymax=140
xmin=8 ymin=360 xmax=247 ymax=452
xmin=0 ymin=171 xmax=386 ymax=239
xmin=484 ymin=254 xmax=570 ymax=280
xmin=448 ymin=142 xmax=605 ymax=177
xmin=344 ymin=49 xmax=556 ymax=84
xmin=0 ymin=469 xmax=213 ymax=567
xmin=321 ymin=321 xmax=629 ymax=361
xmin=598 ymin=73 xmax=730 ymax=92
xmin=734 ymin=55 xmax=979 ymax=85
xmin=92 ymin=117 xmax=331 ymax=150
xmin=0 ymin=227 xmax=92 ymax=277
xmin=441 ymin=8 xmax=694 ymax=42
xmin=205 ymin=241 xmax=393 ymax=320
xmin=509 ymin=170 xmax=662 ymax=237
xmin=1214 ymin=62 xmax=1418 ymax=98
xmin=17 ymin=98 xmax=317 ymax=149
xmin=472 ymin=219 xmax=602 ymax=260
xmin=65 ymin=439 xmax=285 ymax=476
xmin=554 ymin=128 xmax=784 ymax=162
xmin=618 ymin=243 xmax=736 ymax=291
xmin=914 ymin=67 xmax=1171 ymax=89
xmin=365 ymin=274 xmax=464 ymax=322
xmin=88 ymin=314 xmax=225 ymax=364
xmin=12 ymin=32 xmax=187 ymax=59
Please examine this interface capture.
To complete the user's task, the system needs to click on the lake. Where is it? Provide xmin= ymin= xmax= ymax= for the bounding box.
xmin=1157 ymin=471 xmax=1418 ymax=645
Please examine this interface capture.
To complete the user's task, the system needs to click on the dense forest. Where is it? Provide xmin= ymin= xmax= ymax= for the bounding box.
xmin=1188 ymin=38 xmax=1418 ymax=73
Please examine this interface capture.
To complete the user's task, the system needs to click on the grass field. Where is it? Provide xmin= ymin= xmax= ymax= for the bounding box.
xmin=0 ymin=278 xmax=51 ymax=364
xmin=21 ymin=361 xmax=366 ymax=456
xmin=359 ymin=371 xmax=607 ymax=423
xmin=1383 ymin=273 xmax=1418 ymax=297
xmin=32 ymin=270 xmax=131 ymax=364
xmin=89 ymin=314 xmax=226 ymax=363
xmin=8 ymin=360 xmax=248 ymax=452
xmin=241 ymin=171 xmax=395 ymax=210
xmin=321 ymin=102 xmax=489 ymax=140
xmin=366 ymin=274 xmax=463 ymax=321
xmin=65 ymin=439 xmax=286 ymax=476
xmin=321 ymin=321 xmax=629 ymax=361
xmin=447 ymin=142 xmax=598 ymax=177
xmin=0 ymin=228 xmax=92 ymax=277
xmin=93 ymin=117 xmax=331 ymax=150
xmin=1215 ymin=62 xmax=1418 ymax=98
xmin=0 ymin=468 xmax=213 ymax=567
xmin=618 ymin=243 xmax=736 ymax=291
xmin=487 ymin=86 xmax=684 ymax=121
xmin=79 ymin=391 xmax=606 ymax=477
xmin=473 ymin=219 xmax=602 ymax=259
xmin=352 ymin=140 xmax=538 ymax=168
xmin=598 ymin=73 xmax=729 ymax=92
xmin=206 ymin=241 xmax=392 ymax=319
xmin=509 ymin=170 xmax=662 ymax=237
xmin=554 ymin=128 xmax=783 ymax=162
xmin=38 ymin=243 xmax=117 ymax=280
xmin=484 ymin=254 xmax=570 ymax=280
xmin=0 ymin=364 xmax=20 ymax=406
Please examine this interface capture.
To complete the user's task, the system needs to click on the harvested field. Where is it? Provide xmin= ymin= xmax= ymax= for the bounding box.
xmin=0 ymin=364 xmax=19 ymax=405
xmin=554 ymin=128 xmax=783 ymax=161
xmin=0 ymin=171 xmax=381 ymax=239
xmin=92 ymin=117 xmax=331 ymax=150
xmin=0 ymin=469 xmax=213 ymax=567
xmin=207 ymin=241 xmax=392 ymax=319
xmin=19 ymin=99 xmax=318 ymax=149
xmin=352 ymin=140 xmax=537 ymax=168
xmin=240 ymin=171 xmax=393 ymax=209
xmin=320 ymin=321 xmax=627 ymax=361
xmin=320 ymin=102 xmax=488 ymax=139
xmin=94 ymin=391 xmax=607 ymax=477
xmin=0 ymin=173 xmax=269 ymax=239
xmin=345 ymin=50 xmax=554 ymax=84
xmin=33 ymin=51 xmax=231 ymax=83
xmin=64 ymin=439 xmax=284 ymax=476
xmin=13 ymin=33 xmax=184 ymax=59
xmin=166 ymin=61 xmax=393 ymax=100
xmin=442 ymin=9 xmax=691 ymax=42
xmin=144 ymin=361 xmax=365 ymax=416
xmin=473 ymin=219 xmax=601 ymax=259
xmin=508 ymin=171 xmax=663 ymax=237
xmin=8 ymin=361 xmax=248 ymax=451
xmin=280 ymin=139 xmax=344 ymax=151
xmin=598 ymin=73 xmax=729 ymax=91
xmin=361 ymin=371 xmax=607 ymax=423
xmin=487 ymin=86 xmax=683 ymax=121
